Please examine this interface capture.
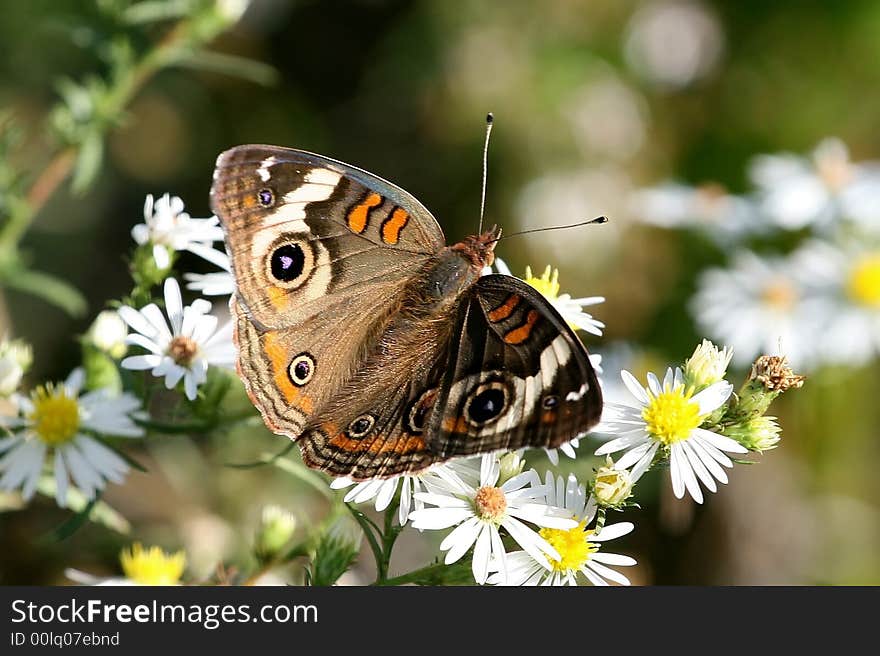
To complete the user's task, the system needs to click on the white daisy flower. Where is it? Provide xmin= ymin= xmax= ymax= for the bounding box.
xmin=0 ymin=368 xmax=144 ymax=507
xmin=486 ymin=258 xmax=605 ymax=336
xmin=183 ymin=248 xmax=235 ymax=297
xmin=489 ymin=472 xmax=636 ymax=586
xmin=132 ymin=193 xmax=225 ymax=270
xmin=330 ymin=462 xmax=472 ymax=526
xmin=749 ymin=137 xmax=880 ymax=231
xmin=791 ymin=239 xmax=880 ymax=367
xmin=596 ymin=367 xmax=747 ymax=504
xmin=408 ymin=453 xmax=577 ymax=585
xmin=691 ymin=250 xmax=824 ymax=369
xmin=630 ymin=182 xmax=766 ymax=243
xmin=119 ymin=278 xmax=236 ymax=400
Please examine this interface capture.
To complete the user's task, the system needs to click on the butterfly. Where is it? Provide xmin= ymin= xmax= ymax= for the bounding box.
xmin=210 ymin=145 xmax=602 ymax=480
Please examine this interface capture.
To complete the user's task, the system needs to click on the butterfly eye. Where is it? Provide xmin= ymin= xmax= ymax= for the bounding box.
xmin=288 ymin=353 xmax=315 ymax=386
xmin=542 ymin=395 xmax=559 ymax=409
xmin=464 ymin=380 xmax=510 ymax=427
xmin=258 ymin=188 xmax=274 ymax=206
xmin=270 ymin=243 xmax=305 ymax=282
xmin=347 ymin=414 xmax=376 ymax=439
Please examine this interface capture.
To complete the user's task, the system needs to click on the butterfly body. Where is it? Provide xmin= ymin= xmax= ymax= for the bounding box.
xmin=211 ymin=144 xmax=602 ymax=480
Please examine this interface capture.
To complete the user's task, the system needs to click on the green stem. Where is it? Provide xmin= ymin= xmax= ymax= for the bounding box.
xmin=345 ymin=504 xmax=383 ymax=576
xmin=373 ymin=559 xmax=474 ymax=587
xmin=375 ymin=496 xmax=402 ymax=584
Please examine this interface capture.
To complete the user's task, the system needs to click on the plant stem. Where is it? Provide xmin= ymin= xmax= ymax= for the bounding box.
xmin=375 ymin=496 xmax=402 ymax=584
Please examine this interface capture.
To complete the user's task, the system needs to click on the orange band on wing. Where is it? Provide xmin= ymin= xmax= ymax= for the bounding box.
xmin=264 ymin=332 xmax=312 ymax=412
xmin=504 ymin=310 xmax=540 ymax=345
xmin=488 ymin=294 xmax=521 ymax=322
xmin=266 ymin=285 xmax=288 ymax=310
xmin=381 ymin=208 xmax=409 ymax=244
xmin=346 ymin=192 xmax=382 ymax=234
xmin=328 ymin=433 xmax=426 ymax=455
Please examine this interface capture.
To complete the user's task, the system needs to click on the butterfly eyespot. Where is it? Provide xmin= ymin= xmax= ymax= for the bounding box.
xmin=270 ymin=243 xmax=305 ymax=282
xmin=258 ymin=188 xmax=274 ymax=206
xmin=288 ymin=353 xmax=315 ymax=386
xmin=407 ymin=388 xmax=437 ymax=434
xmin=347 ymin=414 xmax=376 ymax=439
xmin=542 ymin=395 xmax=559 ymax=409
xmin=463 ymin=380 xmax=510 ymax=427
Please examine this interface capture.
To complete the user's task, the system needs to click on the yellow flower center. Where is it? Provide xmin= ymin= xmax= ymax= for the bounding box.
xmin=760 ymin=278 xmax=797 ymax=310
xmin=540 ymin=520 xmax=597 ymax=572
xmin=847 ymin=253 xmax=880 ymax=308
xmin=120 ymin=543 xmax=186 ymax=585
xmin=473 ymin=486 xmax=507 ymax=522
xmin=524 ymin=265 xmax=560 ymax=301
xmin=642 ymin=385 xmax=701 ymax=445
xmin=27 ymin=384 xmax=80 ymax=446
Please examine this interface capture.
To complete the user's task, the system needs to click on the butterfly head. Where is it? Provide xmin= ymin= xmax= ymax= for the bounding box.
xmin=453 ymin=225 xmax=502 ymax=270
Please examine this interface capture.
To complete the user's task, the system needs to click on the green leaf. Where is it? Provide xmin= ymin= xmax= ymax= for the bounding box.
xmin=224 ymin=440 xmax=296 ymax=469
xmin=122 ymin=0 xmax=196 ymax=24
xmin=36 ymin=479 xmax=131 ymax=542
xmin=3 ymin=267 xmax=88 ymax=317
xmin=271 ymin=455 xmax=334 ymax=499
xmin=176 ymin=50 xmax=279 ymax=86
xmin=71 ymin=131 xmax=104 ymax=193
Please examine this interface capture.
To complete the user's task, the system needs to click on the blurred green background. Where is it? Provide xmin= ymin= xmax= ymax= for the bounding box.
xmin=1 ymin=0 xmax=879 ymax=584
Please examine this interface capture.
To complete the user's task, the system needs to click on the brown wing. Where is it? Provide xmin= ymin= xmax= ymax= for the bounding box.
xmin=212 ymin=145 xmax=446 ymax=438
xmin=426 ymin=274 xmax=603 ymax=459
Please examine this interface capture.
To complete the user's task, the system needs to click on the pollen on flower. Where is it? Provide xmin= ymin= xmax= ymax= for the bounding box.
xmin=846 ymin=253 xmax=880 ymax=308
xmin=641 ymin=386 xmax=701 ymax=445
xmin=540 ymin=520 xmax=596 ymax=572
xmin=168 ymin=336 xmax=198 ymax=366
xmin=120 ymin=543 xmax=186 ymax=585
xmin=28 ymin=384 xmax=80 ymax=446
xmin=524 ymin=265 xmax=561 ymax=301
xmin=474 ymin=486 xmax=507 ymax=521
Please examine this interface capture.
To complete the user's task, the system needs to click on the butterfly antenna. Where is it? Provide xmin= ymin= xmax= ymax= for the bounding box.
xmin=479 ymin=112 xmax=494 ymax=234
xmin=494 ymin=216 xmax=608 ymax=242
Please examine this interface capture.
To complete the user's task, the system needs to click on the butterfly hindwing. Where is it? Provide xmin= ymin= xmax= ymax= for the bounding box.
xmin=427 ymin=274 xmax=602 ymax=458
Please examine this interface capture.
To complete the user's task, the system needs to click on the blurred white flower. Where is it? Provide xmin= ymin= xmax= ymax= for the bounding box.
xmin=408 ymin=454 xmax=576 ymax=585
xmin=87 ymin=310 xmax=128 ymax=359
xmin=630 ymin=182 xmax=766 ymax=243
xmin=596 ymin=367 xmax=745 ymax=504
xmin=119 ymin=278 xmax=235 ymax=400
xmin=564 ymin=76 xmax=647 ymax=161
xmin=691 ymin=250 xmax=824 ymax=369
xmin=184 ymin=248 xmax=235 ymax=297
xmin=132 ymin=193 xmax=225 ymax=270
xmin=0 ymin=368 xmax=144 ymax=507
xmin=791 ymin=239 xmax=880 ymax=367
xmin=624 ymin=0 xmax=724 ymax=89
xmin=489 ymin=472 xmax=636 ymax=586
xmin=749 ymin=138 xmax=880 ymax=231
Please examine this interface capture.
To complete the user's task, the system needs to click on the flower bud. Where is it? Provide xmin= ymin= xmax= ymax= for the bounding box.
xmin=497 ymin=451 xmax=524 ymax=485
xmin=87 ymin=310 xmax=128 ymax=359
xmin=684 ymin=339 xmax=732 ymax=391
xmin=0 ymin=338 xmax=31 ymax=397
xmin=254 ymin=505 xmax=297 ymax=562
xmin=723 ymin=415 xmax=781 ymax=453
xmin=593 ymin=457 xmax=634 ymax=507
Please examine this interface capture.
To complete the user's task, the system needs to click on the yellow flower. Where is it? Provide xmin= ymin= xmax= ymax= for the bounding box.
xmin=120 ymin=544 xmax=186 ymax=585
